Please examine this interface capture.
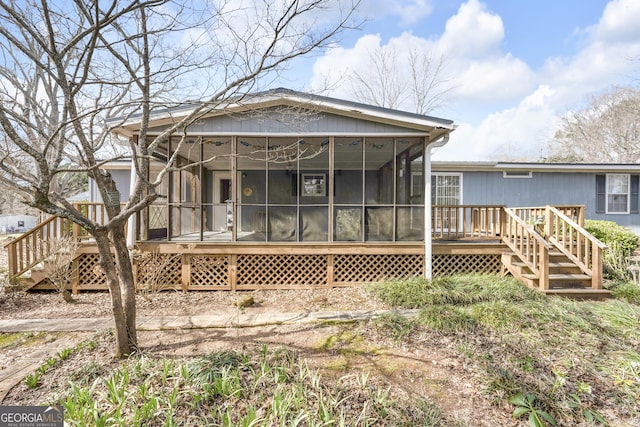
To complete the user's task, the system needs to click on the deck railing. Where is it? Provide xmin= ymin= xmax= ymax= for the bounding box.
xmin=511 ymin=205 xmax=585 ymax=228
xmin=4 ymin=203 xmax=123 ymax=278
xmin=5 ymin=203 xmax=601 ymax=292
xmin=432 ymin=205 xmax=504 ymax=240
xmin=545 ymin=206 xmax=606 ymax=289
xmin=502 ymin=207 xmax=551 ymax=289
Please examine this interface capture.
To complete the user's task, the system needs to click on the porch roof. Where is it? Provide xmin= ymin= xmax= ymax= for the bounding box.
xmin=108 ymin=88 xmax=456 ymax=140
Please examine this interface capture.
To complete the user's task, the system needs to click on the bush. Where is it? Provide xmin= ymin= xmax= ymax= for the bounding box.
xmin=585 ymin=220 xmax=639 ymax=280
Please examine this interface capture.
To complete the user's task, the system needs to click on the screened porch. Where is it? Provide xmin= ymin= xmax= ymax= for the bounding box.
xmin=141 ymin=135 xmax=431 ymax=244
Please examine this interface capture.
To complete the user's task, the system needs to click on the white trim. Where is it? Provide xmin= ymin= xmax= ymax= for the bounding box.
xmin=606 ymin=173 xmax=630 ymax=214
xmin=503 ymin=171 xmax=532 ymax=178
xmin=431 ymin=172 xmax=463 ymax=205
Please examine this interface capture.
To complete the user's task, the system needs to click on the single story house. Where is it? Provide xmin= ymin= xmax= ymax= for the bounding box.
xmin=5 ymin=89 xmax=610 ymax=298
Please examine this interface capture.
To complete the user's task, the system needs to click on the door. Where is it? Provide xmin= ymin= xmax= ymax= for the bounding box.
xmin=213 ymin=172 xmax=232 ymax=232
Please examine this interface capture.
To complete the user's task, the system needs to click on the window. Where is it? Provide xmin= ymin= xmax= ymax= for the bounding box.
xmin=596 ymin=174 xmax=639 ymax=214
xmin=431 ymin=174 xmax=462 ymax=205
xmin=503 ymin=171 xmax=532 ymax=178
xmin=301 ymin=174 xmax=326 ymax=197
xmin=607 ymin=174 xmax=629 ymax=213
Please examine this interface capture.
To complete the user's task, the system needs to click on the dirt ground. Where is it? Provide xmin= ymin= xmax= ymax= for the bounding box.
xmin=0 ymin=237 xmax=516 ymax=425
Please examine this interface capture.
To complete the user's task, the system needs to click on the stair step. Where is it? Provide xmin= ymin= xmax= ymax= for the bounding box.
xmin=522 ymin=273 xmax=591 ymax=281
xmin=543 ymin=288 xmax=611 ymax=301
xmin=512 ymin=261 xmax=579 ymax=270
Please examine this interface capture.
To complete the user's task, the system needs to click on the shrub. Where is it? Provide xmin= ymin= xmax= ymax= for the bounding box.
xmin=585 ymin=220 xmax=639 ymax=280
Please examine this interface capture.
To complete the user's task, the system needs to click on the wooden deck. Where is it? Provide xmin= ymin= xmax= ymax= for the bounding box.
xmin=4 ymin=204 xmax=609 ymax=299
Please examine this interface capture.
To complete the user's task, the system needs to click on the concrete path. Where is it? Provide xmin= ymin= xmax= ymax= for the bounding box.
xmin=0 ymin=309 xmax=419 ymax=333
xmin=0 ymin=309 xmax=419 ymax=402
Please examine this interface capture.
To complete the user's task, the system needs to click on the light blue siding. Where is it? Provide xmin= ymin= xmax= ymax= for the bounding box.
xmin=458 ymin=171 xmax=640 ymax=233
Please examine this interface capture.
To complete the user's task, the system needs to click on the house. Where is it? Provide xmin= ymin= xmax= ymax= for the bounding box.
xmin=0 ymin=214 xmax=37 ymax=234
xmin=4 ymin=89 xmax=610 ymax=298
xmin=431 ymin=162 xmax=640 ymax=234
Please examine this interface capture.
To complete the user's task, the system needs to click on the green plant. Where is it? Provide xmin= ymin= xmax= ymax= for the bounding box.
xmin=509 ymin=393 xmax=556 ymax=427
xmin=57 ymin=348 xmax=73 ymax=361
xmin=607 ymin=281 xmax=640 ymax=304
xmin=585 ymin=220 xmax=639 ymax=280
xmin=417 ymin=305 xmax=476 ymax=333
xmin=373 ymin=312 xmax=415 ymax=342
xmin=25 ymin=373 xmax=40 ymax=389
xmin=567 ymin=393 xmax=607 ymax=425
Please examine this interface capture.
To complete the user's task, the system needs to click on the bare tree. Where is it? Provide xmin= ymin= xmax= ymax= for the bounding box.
xmin=547 ymin=86 xmax=640 ymax=163
xmin=348 ymin=46 xmax=453 ymax=115
xmin=0 ymin=0 xmax=361 ymax=357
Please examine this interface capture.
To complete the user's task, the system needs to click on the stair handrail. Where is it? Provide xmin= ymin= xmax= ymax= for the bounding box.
xmin=4 ymin=215 xmax=76 ymax=278
xmin=502 ymin=207 xmax=552 ymax=289
xmin=546 ymin=206 xmax=607 ymax=289
xmin=3 ymin=202 xmax=117 ymax=280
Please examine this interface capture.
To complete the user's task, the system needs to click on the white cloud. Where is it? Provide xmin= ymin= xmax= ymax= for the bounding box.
xmin=362 ymin=0 xmax=434 ymax=26
xmin=455 ymin=55 xmax=535 ymax=101
xmin=391 ymin=0 xmax=433 ymax=27
xmin=439 ymin=0 xmax=503 ymax=58
xmin=435 ymin=85 xmax=558 ymax=161
xmin=593 ymin=0 xmax=640 ymax=43
xmin=312 ymin=0 xmax=535 ymax=105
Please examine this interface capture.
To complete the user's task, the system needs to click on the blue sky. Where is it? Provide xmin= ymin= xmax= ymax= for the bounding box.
xmin=293 ymin=0 xmax=640 ymax=161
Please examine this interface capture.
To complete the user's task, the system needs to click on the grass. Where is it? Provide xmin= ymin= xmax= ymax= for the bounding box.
xmin=55 ymin=344 xmax=453 ymax=426
xmin=10 ymin=274 xmax=640 ymax=426
xmin=368 ymin=274 xmax=640 ymax=426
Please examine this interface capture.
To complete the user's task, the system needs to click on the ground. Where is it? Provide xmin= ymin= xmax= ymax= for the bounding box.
xmin=0 ymin=291 xmax=515 ymax=426
xmin=0 ymin=237 xmax=516 ymax=425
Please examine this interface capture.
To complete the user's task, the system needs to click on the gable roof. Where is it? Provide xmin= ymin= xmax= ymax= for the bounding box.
xmin=109 ymin=88 xmax=456 ymax=139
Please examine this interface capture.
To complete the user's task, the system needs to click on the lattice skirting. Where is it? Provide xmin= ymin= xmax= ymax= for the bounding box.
xmin=334 ymin=254 xmax=423 ymax=283
xmin=236 ymin=255 xmax=327 ymax=288
xmin=70 ymin=252 xmax=503 ymax=291
xmin=433 ymin=254 xmax=502 ymax=276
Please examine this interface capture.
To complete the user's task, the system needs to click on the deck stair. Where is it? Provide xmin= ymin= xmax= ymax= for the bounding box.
xmin=501 ymin=206 xmax=610 ymax=300
xmin=502 ymin=250 xmax=610 ymax=300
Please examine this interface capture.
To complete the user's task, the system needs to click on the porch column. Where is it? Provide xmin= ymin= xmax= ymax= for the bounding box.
xmin=424 ymin=134 xmax=449 ymax=280
xmin=126 ymin=144 xmax=137 ymax=252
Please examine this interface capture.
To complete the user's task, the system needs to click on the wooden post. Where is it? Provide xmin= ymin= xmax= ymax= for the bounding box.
xmin=181 ymin=254 xmax=190 ymax=292
xmin=499 ymin=207 xmax=506 ymax=242
xmin=6 ymin=241 xmax=17 ymax=278
xmin=327 ymin=254 xmax=334 ymax=287
xmin=539 ymin=243 xmax=549 ymax=291
xmin=592 ymin=245 xmax=603 ymax=289
xmin=544 ymin=206 xmax=551 ymax=239
xmin=70 ymin=259 xmax=80 ymax=294
xmin=229 ymin=254 xmax=237 ymax=291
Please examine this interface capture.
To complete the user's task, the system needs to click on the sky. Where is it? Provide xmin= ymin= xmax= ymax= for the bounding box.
xmin=291 ymin=0 xmax=640 ymax=162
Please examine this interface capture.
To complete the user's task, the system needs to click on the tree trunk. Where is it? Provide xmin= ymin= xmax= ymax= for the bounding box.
xmin=110 ymin=225 xmax=138 ymax=351
xmin=93 ymin=228 xmax=137 ymax=358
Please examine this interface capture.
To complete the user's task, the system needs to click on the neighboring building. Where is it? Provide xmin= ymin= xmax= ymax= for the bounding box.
xmin=431 ymin=162 xmax=640 ymax=234
xmin=0 ymin=214 xmax=38 ymax=233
